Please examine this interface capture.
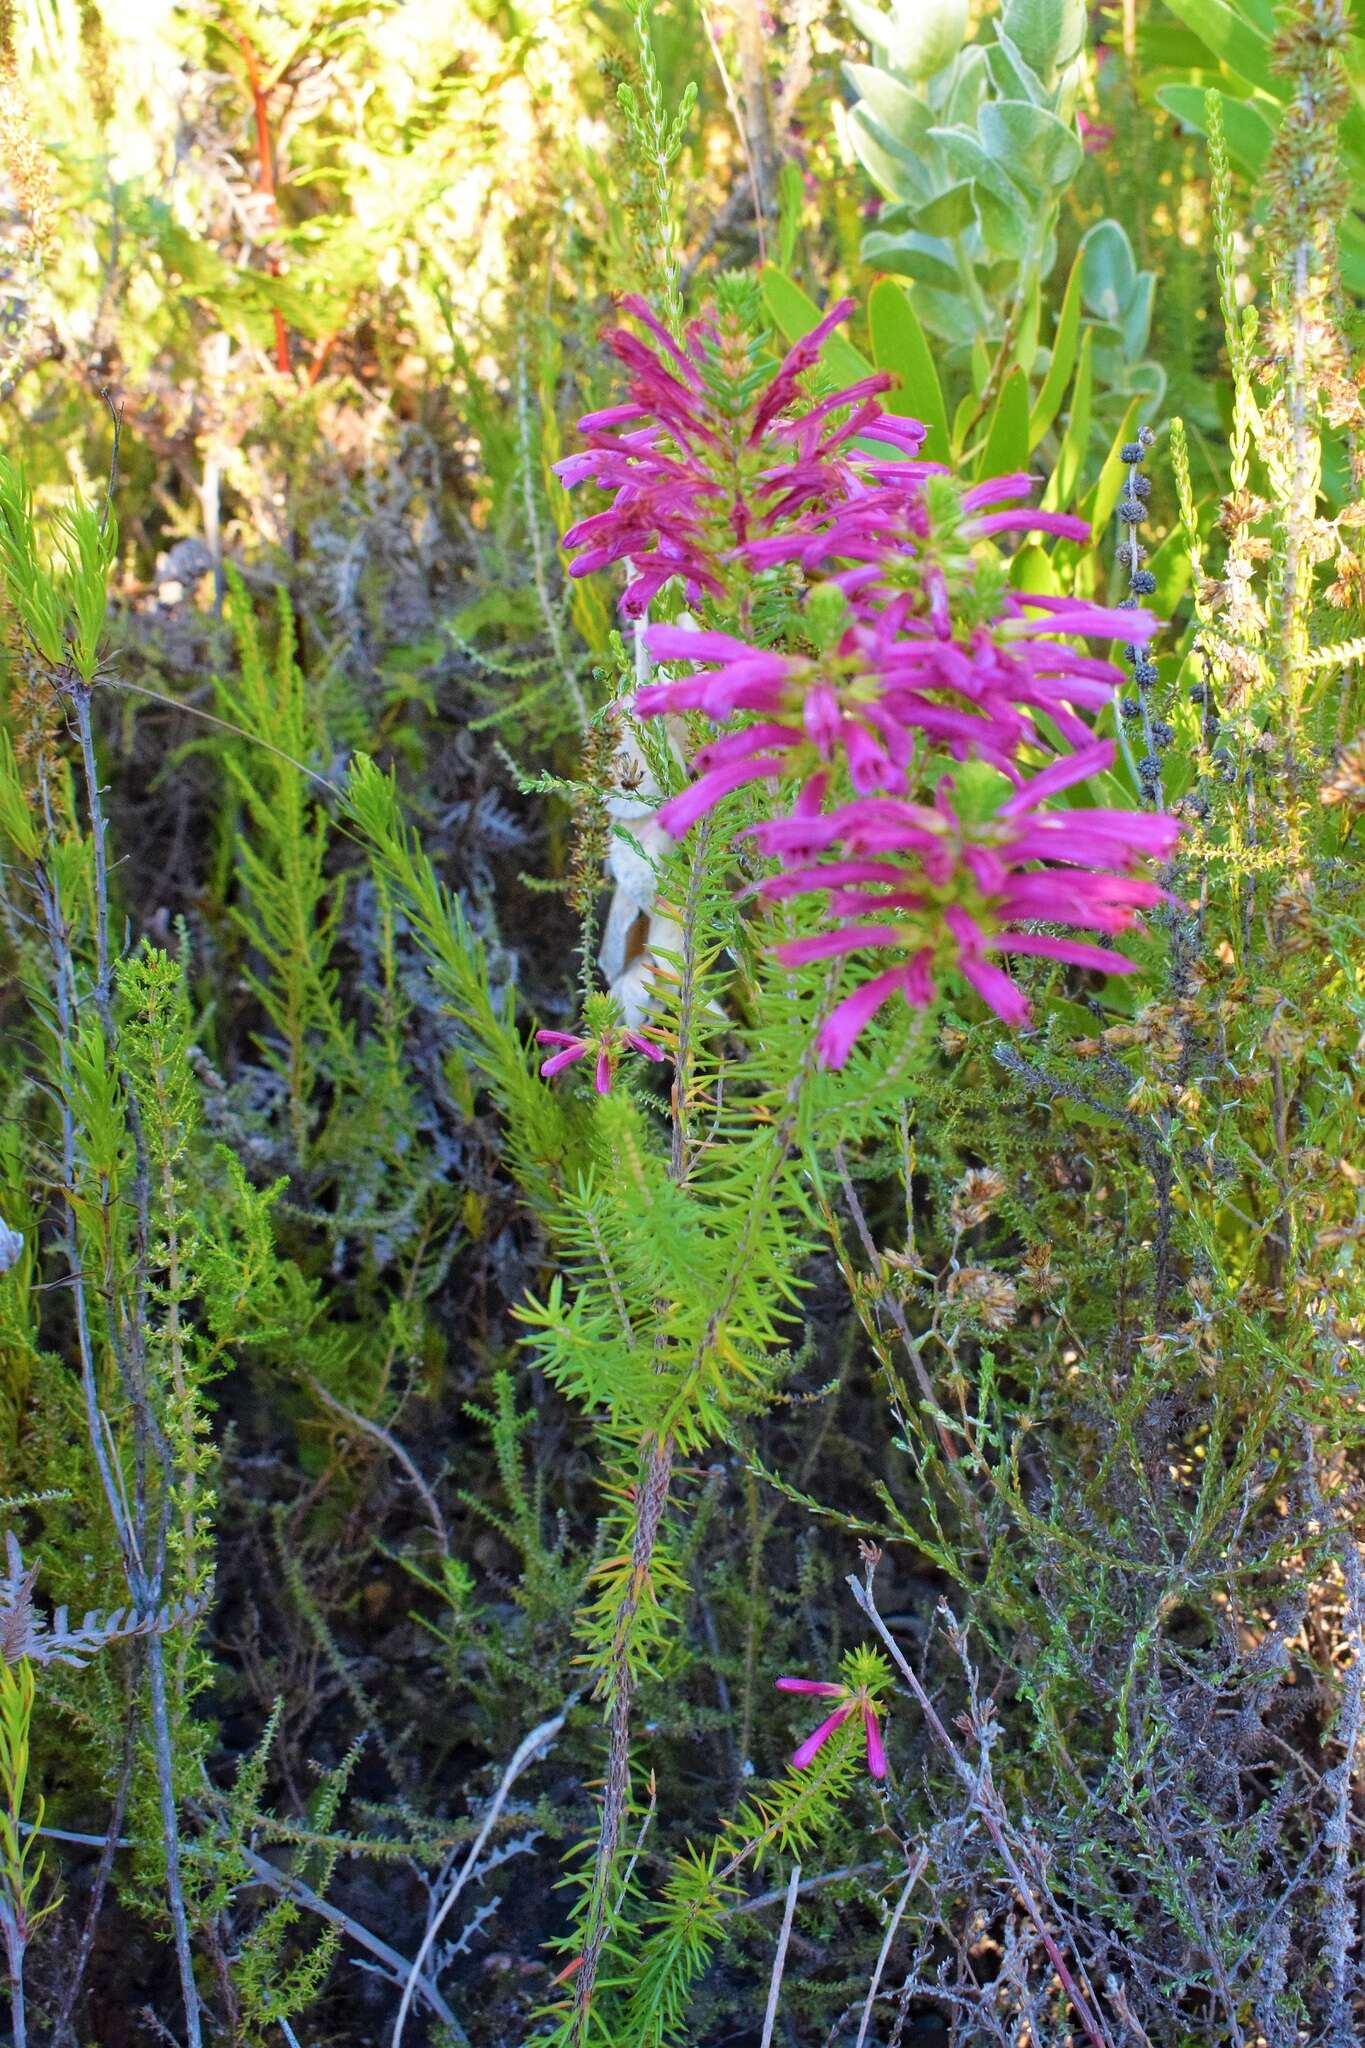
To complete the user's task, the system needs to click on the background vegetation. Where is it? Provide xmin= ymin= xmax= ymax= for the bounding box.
xmin=0 ymin=0 xmax=1361 ymax=2043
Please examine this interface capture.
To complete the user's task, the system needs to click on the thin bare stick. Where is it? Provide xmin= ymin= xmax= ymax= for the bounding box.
xmin=615 ymin=1769 xmax=657 ymax=1914
xmin=573 ymin=1432 xmax=674 ymax=2034
xmin=144 ymin=1634 xmax=201 ymax=2048
xmin=238 ymin=30 xmax=291 ymax=375
xmin=102 ymin=677 xmax=343 ymax=794
xmin=699 ymin=3 xmax=764 ymax=259
xmin=98 ymin=389 xmax=123 ymax=533
xmin=721 ymin=1861 xmax=882 ymax=1919
xmin=33 ymin=819 xmax=136 ymax=1575
xmin=1310 ymin=1451 xmax=1365 ymax=2048
xmin=392 ymin=1706 xmax=566 ymax=2048
xmin=847 ymin=1570 xmax=1113 ymax=2048
xmin=758 ymin=1861 xmax=801 ymax=2048
xmin=34 ymin=676 xmax=200 ymax=2048
xmin=855 ymin=1848 xmax=929 ymax=2048
xmin=307 ymin=1376 xmax=449 ymax=1556
xmin=51 ymin=1707 xmax=138 ymax=2046
xmin=235 ymin=1843 xmax=466 ymax=2042
xmin=515 ymin=351 xmax=586 ymax=732
xmin=830 ymin=1147 xmax=987 ymax=1548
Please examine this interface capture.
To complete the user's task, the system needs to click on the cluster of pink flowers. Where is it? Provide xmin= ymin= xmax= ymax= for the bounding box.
xmin=776 ymin=1673 xmax=886 ymax=1779
xmin=558 ymin=294 xmax=927 ymax=618
xmin=556 ymin=294 xmax=1180 ymax=1064
xmin=536 ymin=1018 xmax=667 ymax=1095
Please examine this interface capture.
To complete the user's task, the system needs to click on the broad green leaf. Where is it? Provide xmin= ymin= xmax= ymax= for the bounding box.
xmin=1155 ymin=83 xmax=1276 ymax=176
xmin=847 ymin=105 xmax=929 ymax=203
xmin=869 ymin=278 xmax=950 ymax=462
xmin=971 ymin=335 xmax=992 ymax=396
xmin=904 ymin=280 xmax=984 ymax=348
xmin=1340 ymin=213 xmax=1365 ymax=295
xmin=952 ymin=390 xmax=979 ymax=455
xmin=1041 ymin=325 xmax=1093 ymax=509
xmin=841 ymin=0 xmax=900 ymax=55
xmin=1080 ymin=220 xmax=1137 ymax=323
xmin=1028 ymin=246 xmax=1084 ymax=447
xmin=917 ymin=181 xmax=976 ymax=235
xmin=758 ymin=266 xmax=874 ymax=387
xmin=1015 ymin=269 xmax=1041 ymax=377
xmin=1340 ymin=102 xmax=1365 ymax=178
xmin=1083 ymin=397 xmax=1144 ymax=541
xmin=977 ymin=365 xmax=1030 ymax=480
xmin=777 ymin=159 xmax=804 ymax=272
xmin=1001 ymin=0 xmax=1086 ymax=78
xmin=1343 ymin=38 xmax=1365 ymax=165
xmin=987 ymin=28 xmax=1050 ymax=104
xmin=861 ymin=228 xmax=925 ymax=280
xmin=1009 ymin=541 xmax=1060 ymax=594
xmin=1119 ymin=271 xmax=1155 ymax=361
xmin=929 ymin=124 xmax=1030 ymax=209
xmin=1158 ymin=0 xmax=1276 ymax=93
xmin=979 ymin=100 xmax=1083 ymax=190
xmin=942 ymin=42 xmax=991 ymax=124
xmin=972 ymin=176 xmax=1034 ymax=261
xmin=1147 ymin=517 xmax=1194 ymax=615
xmin=843 ymin=0 xmax=968 ymax=76
xmin=843 ymin=64 xmax=933 ymax=152
xmin=1125 ymin=357 xmax=1168 ymax=410
xmin=861 ymin=233 xmax=961 ymax=294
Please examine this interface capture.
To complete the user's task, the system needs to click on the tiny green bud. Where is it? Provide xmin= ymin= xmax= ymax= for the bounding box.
xmin=922 ymin=472 xmax=964 ymax=535
xmin=805 ymin=581 xmax=849 ymax=650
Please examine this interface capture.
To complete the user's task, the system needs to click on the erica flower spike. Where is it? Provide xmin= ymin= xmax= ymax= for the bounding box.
xmin=554 ymin=288 xmax=927 ymax=618
xmin=558 ymin=284 xmax=1181 ymax=1058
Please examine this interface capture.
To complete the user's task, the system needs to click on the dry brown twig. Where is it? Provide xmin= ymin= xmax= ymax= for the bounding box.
xmin=847 ymin=1554 xmax=1115 ymax=2048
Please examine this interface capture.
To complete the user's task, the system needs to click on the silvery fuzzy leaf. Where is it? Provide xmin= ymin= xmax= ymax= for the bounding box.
xmin=843 ymin=63 xmax=931 ymax=152
xmin=1120 ymin=271 xmax=1156 ymax=361
xmin=939 ymin=43 xmax=989 ymax=127
xmin=971 ymin=177 xmax=1034 ymax=263
xmin=1080 ymin=219 xmax=1138 ymax=324
xmin=914 ymin=181 xmax=976 ymax=238
xmin=847 ymin=105 xmax=931 ymax=205
xmin=1001 ymin=0 xmax=1086 ymax=80
xmin=844 ymin=0 xmax=967 ymax=79
xmin=928 ymin=125 xmax=1029 ymax=213
xmin=987 ymin=28 xmax=1050 ymax=105
xmin=978 ymin=100 xmax=1082 ymax=191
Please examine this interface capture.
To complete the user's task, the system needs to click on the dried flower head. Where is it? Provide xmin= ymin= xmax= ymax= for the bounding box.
xmin=949 ymin=1167 xmax=1007 ymax=1230
xmin=1022 ymin=1242 xmax=1056 ymax=1296
xmin=946 ymin=1267 xmax=1018 ymax=1330
xmin=1320 ymin=734 xmax=1365 ymax=808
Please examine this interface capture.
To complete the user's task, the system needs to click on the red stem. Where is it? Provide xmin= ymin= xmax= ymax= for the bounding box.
xmin=238 ymin=32 xmax=291 ymax=376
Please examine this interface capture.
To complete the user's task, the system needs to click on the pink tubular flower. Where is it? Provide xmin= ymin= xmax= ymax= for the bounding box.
xmin=535 ymin=1029 xmax=594 ymax=1081
xmin=535 ymin=1022 xmax=668 ymax=1094
xmin=555 ymin=294 xmax=927 ymax=618
xmin=776 ymin=1675 xmax=887 ymax=1780
xmin=635 ymin=573 xmax=1159 ymax=839
xmin=638 ymin=617 xmax=916 ymax=832
xmin=754 ymin=742 xmax=1181 ymax=1064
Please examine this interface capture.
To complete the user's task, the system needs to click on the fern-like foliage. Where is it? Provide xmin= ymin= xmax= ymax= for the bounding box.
xmin=0 ymin=1534 xmax=201 ymax=1668
xmin=216 ymin=571 xmax=356 ymax=1160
